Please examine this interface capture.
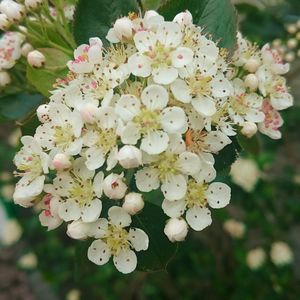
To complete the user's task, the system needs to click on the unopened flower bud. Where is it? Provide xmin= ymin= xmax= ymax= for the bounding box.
xmin=285 ymin=52 xmax=295 ymax=62
xmin=113 ymin=17 xmax=134 ymax=40
xmin=0 ymin=71 xmax=11 ymax=87
xmin=103 ymin=173 xmax=127 ymax=200
xmin=122 ymin=192 xmax=144 ymax=215
xmin=287 ymin=24 xmax=297 ymax=34
xmin=80 ymin=104 xmax=97 ymax=123
xmin=173 ymin=10 xmax=193 ymax=26
xmin=36 ymin=104 xmax=50 ymax=123
xmin=0 ymin=0 xmax=25 ymax=22
xmin=21 ymin=43 xmax=33 ymax=57
xmin=52 ymin=153 xmax=72 ymax=171
xmin=287 ymin=38 xmax=298 ymax=49
xmin=244 ymin=74 xmax=259 ymax=91
xmin=25 ymin=0 xmax=43 ymax=10
xmin=27 ymin=50 xmax=45 ymax=68
xmin=0 ymin=13 xmax=10 ymax=30
xmin=241 ymin=122 xmax=258 ymax=138
xmin=244 ymin=58 xmax=260 ymax=73
xmin=164 ymin=218 xmax=188 ymax=242
xmin=117 ymin=145 xmax=142 ymax=169
xmin=67 ymin=220 xmax=90 ymax=240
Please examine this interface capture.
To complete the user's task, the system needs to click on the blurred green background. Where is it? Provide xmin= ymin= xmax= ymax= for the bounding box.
xmin=1 ymin=0 xmax=300 ymax=299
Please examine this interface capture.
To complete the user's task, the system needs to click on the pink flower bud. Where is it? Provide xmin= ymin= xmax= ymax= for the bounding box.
xmin=164 ymin=218 xmax=188 ymax=242
xmin=0 ymin=13 xmax=10 ymax=30
xmin=0 ymin=0 xmax=25 ymax=22
xmin=21 ymin=43 xmax=34 ymax=57
xmin=241 ymin=122 xmax=258 ymax=138
xmin=36 ymin=104 xmax=50 ymax=123
xmin=52 ymin=153 xmax=72 ymax=171
xmin=27 ymin=50 xmax=45 ymax=68
xmin=173 ymin=10 xmax=193 ymax=26
xmin=244 ymin=74 xmax=259 ymax=91
xmin=0 ymin=71 xmax=11 ymax=87
xmin=244 ymin=58 xmax=260 ymax=73
xmin=122 ymin=193 xmax=144 ymax=215
xmin=113 ymin=17 xmax=134 ymax=40
xmin=117 ymin=145 xmax=142 ymax=169
xmin=103 ymin=173 xmax=127 ymax=200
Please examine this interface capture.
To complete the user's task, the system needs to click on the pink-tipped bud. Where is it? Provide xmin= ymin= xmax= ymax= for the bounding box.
xmin=173 ymin=10 xmax=193 ymax=26
xmin=164 ymin=218 xmax=188 ymax=242
xmin=36 ymin=104 xmax=50 ymax=123
xmin=117 ymin=145 xmax=142 ymax=169
xmin=0 ymin=71 xmax=11 ymax=87
xmin=0 ymin=0 xmax=25 ymax=22
xmin=122 ymin=192 xmax=144 ymax=215
xmin=21 ymin=43 xmax=34 ymax=57
xmin=244 ymin=58 xmax=260 ymax=73
xmin=27 ymin=50 xmax=45 ymax=68
xmin=241 ymin=122 xmax=258 ymax=138
xmin=244 ymin=74 xmax=259 ymax=91
xmin=52 ymin=153 xmax=72 ymax=171
xmin=103 ymin=173 xmax=127 ymax=200
xmin=113 ymin=17 xmax=134 ymax=40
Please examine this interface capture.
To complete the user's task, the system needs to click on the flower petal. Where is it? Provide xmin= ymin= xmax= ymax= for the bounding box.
xmin=204 ymin=131 xmax=232 ymax=152
xmin=191 ymin=97 xmax=216 ymax=117
xmin=113 ymin=249 xmax=137 ymax=274
xmin=161 ymin=174 xmax=187 ymax=201
xmin=128 ymin=53 xmax=152 ymax=77
xmin=85 ymin=147 xmax=105 ymax=170
xmin=161 ymin=107 xmax=187 ymax=134
xmin=120 ymin=122 xmax=141 ymax=145
xmin=162 ymin=198 xmax=186 ymax=218
xmin=177 ymin=151 xmax=201 ymax=175
xmin=156 ymin=22 xmax=182 ymax=47
xmin=134 ymin=31 xmax=157 ymax=53
xmin=88 ymin=240 xmax=111 ymax=265
xmin=81 ymin=199 xmax=102 ymax=223
xmin=135 ymin=167 xmax=160 ymax=192
xmin=186 ymin=207 xmax=212 ymax=231
xmin=152 ymin=66 xmax=178 ymax=85
xmin=116 ymin=94 xmax=141 ymax=122
xmin=108 ymin=206 xmax=132 ymax=227
xmin=171 ymin=47 xmax=194 ymax=68
xmin=128 ymin=228 xmax=149 ymax=251
xmin=140 ymin=130 xmax=169 ymax=155
xmin=141 ymin=84 xmax=168 ymax=110
xmin=206 ymin=182 xmax=231 ymax=209
xmin=170 ymin=79 xmax=191 ymax=103
xmin=58 ymin=199 xmax=81 ymax=222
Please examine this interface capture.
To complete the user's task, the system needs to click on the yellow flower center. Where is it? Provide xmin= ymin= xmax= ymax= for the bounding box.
xmin=96 ymin=128 xmax=117 ymax=155
xmin=104 ymin=225 xmax=130 ymax=255
xmin=151 ymin=152 xmax=178 ymax=181
xmin=186 ymin=72 xmax=212 ymax=97
xmin=186 ymin=129 xmax=209 ymax=154
xmin=229 ymin=94 xmax=248 ymax=115
xmin=54 ymin=125 xmax=75 ymax=150
xmin=17 ymin=154 xmax=42 ymax=177
xmin=133 ymin=108 xmax=161 ymax=134
xmin=69 ymin=177 xmax=94 ymax=207
xmin=147 ymin=42 xmax=172 ymax=68
xmin=185 ymin=180 xmax=208 ymax=208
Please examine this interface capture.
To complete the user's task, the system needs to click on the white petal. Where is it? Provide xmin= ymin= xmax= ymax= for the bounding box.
xmin=88 ymin=240 xmax=111 ymax=265
xmin=73 ymin=157 xmax=95 ymax=180
xmin=106 ymin=28 xmax=120 ymax=43
xmin=96 ymin=107 xmax=118 ymax=129
xmin=115 ymin=94 xmax=141 ymax=122
xmin=211 ymin=76 xmax=233 ymax=98
xmin=156 ymin=22 xmax=182 ymax=47
xmin=270 ymin=92 xmax=293 ymax=111
xmin=167 ymin=133 xmax=186 ymax=154
xmin=88 ymin=218 xmax=108 ymax=238
xmin=171 ymin=47 xmax=194 ymax=68
xmin=134 ymin=31 xmax=157 ymax=53
xmin=65 ymin=138 xmax=83 ymax=156
xmin=191 ymin=97 xmax=216 ymax=117
xmin=81 ymin=199 xmax=102 ymax=223
xmin=161 ymin=107 xmax=187 ymax=134
xmin=93 ymin=171 xmax=104 ymax=198
xmin=177 ymin=152 xmax=201 ymax=175
xmin=106 ymin=147 xmax=118 ymax=171
xmin=113 ymin=249 xmax=137 ymax=274
xmin=161 ymin=174 xmax=187 ymax=201
xmin=206 ymin=182 xmax=231 ymax=209
xmin=152 ymin=66 xmax=178 ymax=85
xmin=128 ymin=228 xmax=149 ymax=251
xmin=120 ymin=122 xmax=141 ymax=145
xmin=108 ymin=206 xmax=132 ymax=227
xmin=141 ymin=84 xmax=168 ymax=110
xmin=128 ymin=53 xmax=152 ymax=77
xmin=162 ymin=198 xmax=186 ymax=218
xmin=85 ymin=147 xmax=105 ymax=170
xmin=205 ymin=131 xmax=232 ymax=152
xmin=170 ymin=79 xmax=191 ymax=103
xmin=135 ymin=167 xmax=160 ymax=192
xmin=140 ymin=130 xmax=169 ymax=154
xmin=186 ymin=207 xmax=212 ymax=231
xmin=58 ymin=199 xmax=81 ymax=222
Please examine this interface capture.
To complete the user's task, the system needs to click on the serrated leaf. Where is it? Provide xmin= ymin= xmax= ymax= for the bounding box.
xmin=158 ymin=0 xmax=237 ymax=50
xmin=132 ymin=201 xmax=178 ymax=272
xmin=26 ymin=48 xmax=70 ymax=97
xmin=237 ymin=133 xmax=260 ymax=155
xmin=73 ymin=0 xmax=139 ymax=46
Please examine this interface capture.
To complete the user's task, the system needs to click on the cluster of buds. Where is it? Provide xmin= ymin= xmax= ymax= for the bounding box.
xmin=12 ymin=10 xmax=293 ymax=273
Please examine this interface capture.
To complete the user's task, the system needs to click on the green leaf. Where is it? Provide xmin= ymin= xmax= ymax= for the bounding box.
xmin=26 ymin=48 xmax=70 ymax=97
xmin=132 ymin=201 xmax=178 ymax=272
xmin=214 ymin=136 xmax=242 ymax=173
xmin=73 ymin=0 xmax=139 ymax=46
xmin=141 ymin=0 xmax=163 ymax=10
xmin=0 ymin=93 xmax=43 ymax=121
xmin=237 ymin=133 xmax=260 ymax=155
xmin=158 ymin=0 xmax=237 ymax=50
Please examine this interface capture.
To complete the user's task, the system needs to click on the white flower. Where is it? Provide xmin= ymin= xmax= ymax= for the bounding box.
xmin=136 ymin=135 xmax=201 ymax=201
xmin=246 ymin=248 xmax=266 ymax=270
xmin=0 ymin=0 xmax=25 ymax=22
xmin=87 ymin=206 xmax=149 ymax=274
xmin=13 ymin=136 xmax=49 ymax=207
xmin=162 ymin=179 xmax=230 ymax=231
xmin=35 ymin=104 xmax=83 ymax=155
xmin=18 ymin=253 xmax=38 ymax=269
xmin=230 ymin=158 xmax=260 ymax=192
xmin=0 ymin=70 xmax=11 ymax=86
xmin=27 ymin=50 xmax=45 ymax=68
xmin=117 ymin=145 xmax=142 ymax=169
xmin=53 ymin=158 xmax=103 ymax=223
xmin=128 ymin=21 xmax=193 ymax=84
xmin=164 ymin=218 xmax=188 ymax=242
xmin=223 ymin=219 xmax=245 ymax=239
xmin=270 ymin=241 xmax=293 ymax=266
xmin=106 ymin=17 xmax=134 ymax=43
xmin=122 ymin=192 xmax=144 ymax=215
xmin=67 ymin=38 xmax=103 ymax=73
xmin=102 ymin=173 xmax=127 ymax=200
xmin=258 ymin=100 xmax=283 ymax=139
xmin=116 ymin=84 xmax=187 ymax=155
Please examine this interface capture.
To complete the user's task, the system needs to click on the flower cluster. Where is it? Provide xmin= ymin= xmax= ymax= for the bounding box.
xmin=12 ymin=10 xmax=293 ymax=273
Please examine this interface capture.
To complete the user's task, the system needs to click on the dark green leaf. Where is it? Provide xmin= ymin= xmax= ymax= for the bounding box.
xmin=158 ymin=0 xmax=237 ymax=50
xmin=237 ymin=133 xmax=261 ymax=155
xmin=214 ymin=136 xmax=242 ymax=173
xmin=132 ymin=201 xmax=178 ymax=272
xmin=73 ymin=0 xmax=139 ymax=46
xmin=26 ymin=48 xmax=70 ymax=97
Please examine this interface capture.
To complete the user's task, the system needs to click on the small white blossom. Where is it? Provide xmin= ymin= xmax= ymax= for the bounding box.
xmin=0 ymin=0 xmax=25 ymax=22
xmin=270 ymin=241 xmax=294 ymax=266
xmin=102 ymin=173 xmax=127 ymax=200
xmin=122 ymin=192 xmax=144 ymax=215
xmin=164 ymin=218 xmax=188 ymax=242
